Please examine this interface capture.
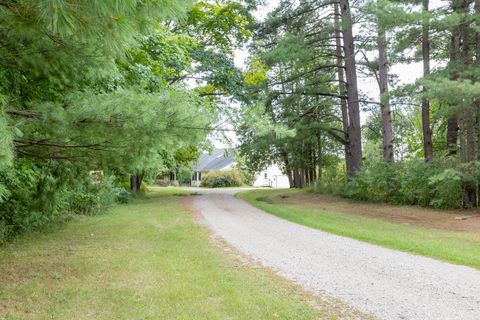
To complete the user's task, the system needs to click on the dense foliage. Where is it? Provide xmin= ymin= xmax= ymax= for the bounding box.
xmin=201 ymin=169 xmax=244 ymax=188
xmin=236 ymin=0 xmax=480 ymax=209
xmin=340 ymin=160 xmax=466 ymax=208
xmin=0 ymin=0 xmax=255 ymax=242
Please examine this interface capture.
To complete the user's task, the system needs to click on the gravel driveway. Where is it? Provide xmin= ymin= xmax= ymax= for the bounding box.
xmin=190 ymin=188 xmax=480 ymax=320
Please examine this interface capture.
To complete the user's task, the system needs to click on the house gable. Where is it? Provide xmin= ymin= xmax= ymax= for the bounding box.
xmin=193 ymin=148 xmax=235 ymax=171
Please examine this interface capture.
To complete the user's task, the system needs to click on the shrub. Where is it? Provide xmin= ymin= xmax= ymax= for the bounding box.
xmin=0 ymin=159 xmax=65 ymax=237
xmin=312 ymin=162 xmax=346 ymax=194
xmin=343 ymin=161 xmax=401 ymax=203
xmin=428 ymin=168 xmax=463 ymax=208
xmin=65 ymin=176 xmax=117 ymax=215
xmin=0 ymin=220 xmax=10 ymax=244
xmin=141 ymin=180 xmax=148 ymax=192
xmin=200 ymin=169 xmax=243 ymax=188
xmin=341 ymin=159 xmax=467 ymax=209
xmin=114 ymin=187 xmax=131 ymax=204
xmin=0 ymin=159 xmax=133 ymax=242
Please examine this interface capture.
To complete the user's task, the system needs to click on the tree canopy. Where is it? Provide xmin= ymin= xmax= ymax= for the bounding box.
xmin=0 ymin=0 xmax=256 ymax=240
xmin=236 ymin=0 xmax=480 ymax=208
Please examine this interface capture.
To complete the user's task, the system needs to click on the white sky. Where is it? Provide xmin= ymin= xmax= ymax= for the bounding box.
xmin=217 ymin=0 xmax=447 ymax=148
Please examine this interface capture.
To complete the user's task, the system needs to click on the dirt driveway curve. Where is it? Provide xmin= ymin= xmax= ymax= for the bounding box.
xmin=190 ymin=188 xmax=480 ymax=320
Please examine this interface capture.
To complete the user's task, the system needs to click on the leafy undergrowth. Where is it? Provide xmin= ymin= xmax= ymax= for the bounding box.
xmin=238 ymin=189 xmax=480 ymax=270
xmin=0 ymin=188 xmax=342 ymax=319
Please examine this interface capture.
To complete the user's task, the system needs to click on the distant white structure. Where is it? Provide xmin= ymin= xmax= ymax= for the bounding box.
xmin=253 ymin=164 xmax=290 ymax=188
xmin=190 ymin=149 xmax=290 ymax=188
xmin=191 ymin=149 xmax=235 ymax=187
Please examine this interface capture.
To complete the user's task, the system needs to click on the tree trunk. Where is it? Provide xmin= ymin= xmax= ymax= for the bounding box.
xmin=462 ymin=0 xmax=473 ymax=161
xmin=459 ymin=113 xmax=466 ymax=163
xmin=466 ymin=109 xmax=477 ymax=206
xmin=130 ymin=174 xmax=143 ymax=193
xmin=335 ymin=3 xmax=353 ymax=174
xmin=293 ymin=169 xmax=300 ymax=189
xmin=339 ymin=0 xmax=363 ymax=177
xmin=475 ymin=0 xmax=480 ymax=207
xmin=317 ymin=134 xmax=323 ymax=180
xmin=422 ymin=0 xmax=433 ymax=161
xmin=282 ymin=152 xmax=294 ymax=188
xmin=377 ymin=6 xmax=394 ymax=162
xmin=461 ymin=1 xmax=477 ymax=207
xmin=466 ymin=110 xmax=475 ymax=161
xmin=305 ymin=167 xmax=310 ymax=186
xmin=476 ymin=0 xmax=480 ymax=161
xmin=287 ymin=170 xmax=294 ymax=188
xmin=300 ymin=168 xmax=306 ymax=188
xmin=447 ymin=1 xmax=462 ymax=155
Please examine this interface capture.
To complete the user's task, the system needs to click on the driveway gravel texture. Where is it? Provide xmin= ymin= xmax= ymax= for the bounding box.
xmin=190 ymin=188 xmax=480 ymax=320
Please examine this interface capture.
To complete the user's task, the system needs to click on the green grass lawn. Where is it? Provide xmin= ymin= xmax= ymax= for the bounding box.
xmin=0 ymin=188 xmax=344 ymax=320
xmin=238 ymin=189 xmax=480 ymax=270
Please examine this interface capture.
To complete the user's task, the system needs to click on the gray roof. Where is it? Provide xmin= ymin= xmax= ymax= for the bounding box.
xmin=193 ymin=148 xmax=235 ymax=171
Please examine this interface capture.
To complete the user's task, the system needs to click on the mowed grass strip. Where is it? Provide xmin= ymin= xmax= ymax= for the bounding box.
xmin=238 ymin=189 xmax=480 ymax=270
xmin=0 ymin=188 xmax=326 ymax=320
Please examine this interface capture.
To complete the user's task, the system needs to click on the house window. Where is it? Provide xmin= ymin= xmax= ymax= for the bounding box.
xmin=198 ymin=172 xmax=202 ymax=180
xmin=264 ymin=173 xmax=268 ymax=179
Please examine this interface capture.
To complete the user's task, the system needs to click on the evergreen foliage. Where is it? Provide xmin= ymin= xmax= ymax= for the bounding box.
xmin=236 ymin=0 xmax=480 ymax=209
xmin=0 ymin=0 xmax=255 ymax=241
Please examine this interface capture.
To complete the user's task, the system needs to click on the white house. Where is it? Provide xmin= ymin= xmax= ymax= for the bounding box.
xmin=191 ymin=148 xmax=290 ymax=188
xmin=253 ymin=164 xmax=290 ymax=188
xmin=191 ymin=149 xmax=235 ymax=186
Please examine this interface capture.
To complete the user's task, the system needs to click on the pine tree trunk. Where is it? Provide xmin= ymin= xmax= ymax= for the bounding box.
xmin=466 ymin=108 xmax=477 ymax=206
xmin=377 ymin=7 xmax=394 ymax=162
xmin=305 ymin=167 xmax=310 ymax=186
xmin=474 ymin=0 xmax=480 ymax=207
xmin=293 ymin=169 xmax=301 ymax=189
xmin=447 ymin=1 xmax=462 ymax=155
xmin=339 ymin=0 xmax=362 ymax=177
xmin=422 ymin=0 xmax=433 ymax=161
xmin=461 ymin=1 xmax=477 ymax=207
xmin=287 ymin=170 xmax=294 ymax=188
xmin=461 ymin=110 xmax=475 ymax=207
xmin=459 ymin=114 xmax=466 ymax=163
xmin=300 ymin=168 xmax=306 ymax=188
xmin=466 ymin=110 xmax=475 ymax=161
xmin=335 ymin=3 xmax=353 ymax=174
xmin=317 ymin=134 xmax=323 ymax=180
xmin=476 ymin=0 xmax=480 ymax=161
xmin=282 ymin=152 xmax=294 ymax=188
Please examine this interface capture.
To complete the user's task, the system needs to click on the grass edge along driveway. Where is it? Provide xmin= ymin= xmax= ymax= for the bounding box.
xmin=0 ymin=187 xmax=364 ymax=320
xmin=238 ymin=189 xmax=480 ymax=270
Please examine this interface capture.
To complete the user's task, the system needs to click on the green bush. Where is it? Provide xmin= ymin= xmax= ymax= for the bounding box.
xmin=342 ymin=159 xmax=466 ymax=209
xmin=0 ymin=159 xmax=66 ymax=239
xmin=200 ymin=169 xmax=243 ymax=188
xmin=65 ymin=176 xmax=118 ymax=215
xmin=114 ymin=187 xmax=132 ymax=204
xmin=312 ymin=162 xmax=346 ymax=194
xmin=343 ymin=161 xmax=401 ymax=203
xmin=0 ymin=220 xmax=10 ymax=244
xmin=0 ymin=159 xmax=133 ymax=242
